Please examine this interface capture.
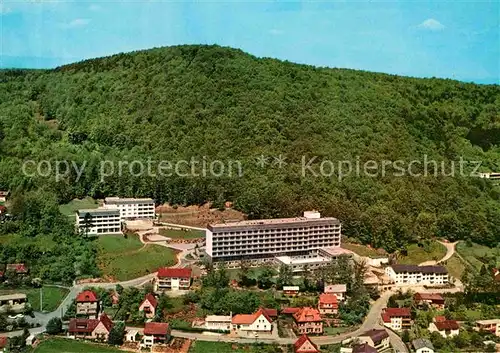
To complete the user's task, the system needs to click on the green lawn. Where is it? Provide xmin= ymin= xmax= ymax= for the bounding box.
xmin=341 ymin=242 xmax=387 ymax=258
xmin=0 ymin=286 xmax=69 ymax=312
xmin=96 ymin=234 xmax=177 ymax=281
xmin=34 ymin=338 xmax=123 ymax=352
xmin=324 ymin=326 xmax=352 ymax=335
xmin=397 ymin=241 xmax=447 ymax=265
xmin=444 ymin=254 xmax=467 ymax=280
xmin=189 ymin=341 xmax=280 ymax=353
xmin=59 ymin=197 xmax=99 ymax=217
xmin=0 ymin=233 xmax=58 ymax=251
xmin=159 ymin=228 xmax=205 ymax=239
xmin=456 ymin=241 xmax=500 ymax=271
xmin=226 ymin=267 xmax=277 ymax=281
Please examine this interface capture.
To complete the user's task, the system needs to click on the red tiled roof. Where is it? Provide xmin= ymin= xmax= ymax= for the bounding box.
xmin=435 ymin=320 xmax=459 ymax=331
xmin=293 ymin=307 xmax=322 ymax=323
xmin=0 ymin=336 xmax=8 ymax=348
xmin=0 ymin=205 xmax=6 ymax=213
xmin=353 ymin=343 xmax=377 ymax=353
xmin=144 ymin=322 xmax=170 ymax=336
xmin=157 ymin=267 xmax=192 ymax=278
xmin=294 ymin=334 xmax=319 ymax=353
xmin=76 ymin=290 xmax=99 ymax=303
xmin=282 ymin=307 xmax=301 ymax=315
xmin=6 ymin=263 xmax=28 ymax=274
xmin=319 ymin=293 xmax=338 ymax=305
xmin=141 ymin=293 xmax=158 ymax=309
xmin=414 ymin=293 xmax=444 ymax=302
xmin=434 ymin=316 xmax=446 ymax=323
xmin=359 ymin=329 xmax=389 ymax=344
xmin=99 ymin=313 xmax=114 ymax=332
xmin=383 ymin=307 xmax=411 ymax=317
xmin=232 ymin=309 xmax=272 ymax=325
xmin=68 ymin=318 xmax=99 ymax=333
xmin=263 ymin=308 xmax=278 ymax=318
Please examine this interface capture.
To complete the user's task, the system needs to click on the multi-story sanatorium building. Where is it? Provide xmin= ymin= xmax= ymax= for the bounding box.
xmin=104 ymin=197 xmax=155 ymax=220
xmin=76 ymin=208 xmax=122 ymax=235
xmin=206 ymin=211 xmax=342 ymax=267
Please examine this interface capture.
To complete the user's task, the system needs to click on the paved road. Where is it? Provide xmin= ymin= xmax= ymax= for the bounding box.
xmin=419 ymin=241 xmax=457 ymax=266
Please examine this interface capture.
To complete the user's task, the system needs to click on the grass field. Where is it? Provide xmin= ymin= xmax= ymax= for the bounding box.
xmin=96 ymin=234 xmax=177 ymax=281
xmin=59 ymin=197 xmax=99 ymax=217
xmin=189 ymin=341 xmax=279 ymax=353
xmin=456 ymin=241 xmax=500 ymax=271
xmin=0 ymin=286 xmax=69 ymax=312
xmin=324 ymin=326 xmax=352 ymax=335
xmin=444 ymin=254 xmax=468 ymax=280
xmin=0 ymin=233 xmax=58 ymax=251
xmin=397 ymin=241 xmax=447 ymax=265
xmin=34 ymin=338 xmax=123 ymax=352
xmin=341 ymin=242 xmax=387 ymax=258
xmin=159 ymin=228 xmax=205 ymax=239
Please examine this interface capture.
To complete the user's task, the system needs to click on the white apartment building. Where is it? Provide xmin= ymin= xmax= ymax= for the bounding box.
xmin=206 ymin=211 xmax=341 ymax=266
xmin=104 ymin=197 xmax=155 ymax=220
xmin=385 ymin=264 xmax=449 ymax=285
xmin=204 ymin=315 xmax=232 ymax=331
xmin=76 ymin=208 xmax=121 ymax=235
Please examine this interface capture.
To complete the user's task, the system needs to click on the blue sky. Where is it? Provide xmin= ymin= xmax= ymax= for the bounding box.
xmin=1 ymin=1 xmax=498 ymax=83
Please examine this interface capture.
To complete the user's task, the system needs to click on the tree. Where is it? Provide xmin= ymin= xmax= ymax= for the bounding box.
xmin=401 ymin=329 xmax=410 ymax=343
xmin=82 ymin=213 xmax=94 ymax=237
xmin=430 ymin=331 xmax=446 ymax=350
xmin=108 ymin=321 xmax=125 ymax=345
xmin=237 ymin=260 xmax=252 ymax=287
xmin=257 ymin=267 xmax=274 ymax=290
xmin=46 ymin=317 xmax=63 ymax=335
xmin=276 ymin=264 xmax=293 ymax=289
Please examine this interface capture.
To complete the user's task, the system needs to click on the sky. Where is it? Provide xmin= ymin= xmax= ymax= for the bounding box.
xmin=1 ymin=0 xmax=499 ymax=84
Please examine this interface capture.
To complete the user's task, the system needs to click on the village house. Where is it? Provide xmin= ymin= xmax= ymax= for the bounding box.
xmin=283 ymin=286 xmax=300 ymax=296
xmin=0 ymin=191 xmax=9 ymax=203
xmin=358 ymin=328 xmax=390 ymax=352
xmin=282 ymin=307 xmax=301 ymax=316
xmin=125 ymin=329 xmax=140 ymax=342
xmin=293 ymin=307 xmax=323 ymax=335
xmin=68 ymin=313 xmax=114 ymax=341
xmin=318 ymin=293 xmax=338 ymax=315
xmin=294 ymin=334 xmax=320 ymax=353
xmin=475 ymin=319 xmax=500 ymax=336
xmin=491 ymin=268 xmax=500 ymax=282
xmin=204 ymin=315 xmax=232 ymax=331
xmin=231 ymin=308 xmax=273 ymax=336
xmin=263 ymin=308 xmax=278 ymax=321
xmin=6 ymin=263 xmax=29 ymax=275
xmin=0 ymin=336 xmax=8 ymax=353
xmin=381 ymin=307 xmax=411 ymax=331
xmin=412 ymin=338 xmax=435 ymax=353
xmin=76 ymin=290 xmax=100 ymax=319
xmin=348 ymin=343 xmax=377 ymax=353
xmin=155 ymin=267 xmax=192 ymax=291
xmin=0 ymin=293 xmax=26 ymax=313
xmin=142 ymin=322 xmax=171 ymax=348
xmin=324 ymin=283 xmax=347 ymax=301
xmin=414 ymin=293 xmax=445 ymax=310
xmin=429 ymin=318 xmax=460 ymax=338
xmin=385 ymin=264 xmax=448 ymax=285
xmin=139 ymin=293 xmax=158 ymax=319
xmin=0 ymin=205 xmax=6 ymax=216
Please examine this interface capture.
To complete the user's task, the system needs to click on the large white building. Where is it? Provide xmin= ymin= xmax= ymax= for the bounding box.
xmin=385 ymin=264 xmax=449 ymax=285
xmin=206 ymin=211 xmax=341 ymax=267
xmin=104 ymin=197 xmax=155 ymax=220
xmin=76 ymin=208 xmax=122 ymax=235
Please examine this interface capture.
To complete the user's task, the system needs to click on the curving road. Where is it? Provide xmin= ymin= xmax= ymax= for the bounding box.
xmin=419 ymin=241 xmax=457 ymax=266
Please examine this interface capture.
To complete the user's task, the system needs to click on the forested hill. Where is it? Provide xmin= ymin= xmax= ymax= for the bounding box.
xmin=0 ymin=44 xmax=499 ymax=251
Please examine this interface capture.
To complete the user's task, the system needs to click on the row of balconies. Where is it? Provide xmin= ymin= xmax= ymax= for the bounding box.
xmin=214 ymin=230 xmax=340 ymax=237
xmin=215 ymin=227 xmax=340 ymax=235
xmin=213 ymin=242 xmax=336 ymax=250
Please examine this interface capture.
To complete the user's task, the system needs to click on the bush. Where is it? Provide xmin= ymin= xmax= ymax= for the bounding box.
xmin=46 ymin=317 xmax=63 ymax=335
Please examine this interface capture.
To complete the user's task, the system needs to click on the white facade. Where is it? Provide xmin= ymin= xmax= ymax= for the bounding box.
xmin=429 ymin=323 xmax=459 ymax=338
xmin=0 ymin=294 xmax=26 ymax=313
xmin=76 ymin=208 xmax=121 ymax=235
xmin=205 ymin=315 xmax=232 ymax=331
xmin=104 ymin=197 xmax=155 ymax=220
xmin=385 ymin=265 xmax=449 ymax=285
xmin=384 ymin=317 xmax=404 ymax=331
xmin=232 ymin=313 xmax=272 ymax=333
xmin=206 ymin=211 xmax=341 ymax=265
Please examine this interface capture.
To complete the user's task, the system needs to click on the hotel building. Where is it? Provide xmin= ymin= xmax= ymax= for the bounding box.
xmin=104 ymin=197 xmax=155 ymax=220
xmin=76 ymin=208 xmax=122 ymax=235
xmin=206 ymin=211 xmax=341 ymax=267
xmin=385 ymin=264 xmax=449 ymax=286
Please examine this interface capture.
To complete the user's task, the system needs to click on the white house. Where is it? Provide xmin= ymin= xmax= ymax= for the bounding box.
xmin=125 ymin=329 xmax=139 ymax=342
xmin=231 ymin=309 xmax=272 ymax=336
xmin=385 ymin=264 xmax=448 ymax=285
xmin=205 ymin=315 xmax=232 ymax=331
xmin=324 ymin=284 xmax=347 ymax=301
xmin=412 ymin=338 xmax=435 ymax=353
xmin=104 ymin=197 xmax=155 ymax=220
xmin=475 ymin=319 xmax=500 ymax=336
xmin=358 ymin=329 xmax=390 ymax=352
xmin=429 ymin=320 xmax=459 ymax=338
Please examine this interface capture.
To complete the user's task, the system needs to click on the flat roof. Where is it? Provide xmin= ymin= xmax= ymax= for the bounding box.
xmin=390 ymin=264 xmax=448 ymax=274
xmin=105 ymin=197 xmax=154 ymax=205
xmin=77 ymin=208 xmax=120 ymax=216
xmin=321 ymin=247 xmax=353 ymax=256
xmin=0 ymin=293 xmax=27 ymax=300
xmin=275 ymin=255 xmax=330 ymax=265
xmin=205 ymin=315 xmax=232 ymax=322
xmin=476 ymin=319 xmax=500 ymax=325
xmin=210 ymin=216 xmax=339 ymax=228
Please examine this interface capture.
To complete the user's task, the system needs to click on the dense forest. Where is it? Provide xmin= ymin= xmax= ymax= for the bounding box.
xmin=0 ymin=44 xmax=499 ymax=254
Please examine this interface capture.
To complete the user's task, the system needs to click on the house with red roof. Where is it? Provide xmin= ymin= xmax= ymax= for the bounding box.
xmin=0 ymin=336 xmax=8 ymax=352
xmin=262 ymin=308 xmax=278 ymax=320
xmin=231 ymin=309 xmax=273 ymax=336
xmin=381 ymin=307 xmax=411 ymax=331
xmin=68 ymin=313 xmax=114 ymax=341
xmin=0 ymin=191 xmax=9 ymax=203
xmin=6 ymin=263 xmax=29 ymax=275
xmin=155 ymin=267 xmax=192 ymax=291
xmin=492 ymin=268 xmax=500 ymax=282
xmin=141 ymin=322 xmax=171 ymax=348
xmin=414 ymin=293 xmax=445 ymax=310
xmin=139 ymin=293 xmax=158 ymax=319
xmin=294 ymin=334 xmax=319 ymax=353
xmin=318 ymin=293 xmax=338 ymax=315
xmin=352 ymin=343 xmax=378 ymax=353
xmin=282 ymin=307 xmax=301 ymax=315
xmin=293 ymin=307 xmax=323 ymax=335
xmin=76 ymin=290 xmax=100 ymax=319
xmin=0 ymin=205 xmax=6 ymax=215
xmin=429 ymin=319 xmax=459 ymax=338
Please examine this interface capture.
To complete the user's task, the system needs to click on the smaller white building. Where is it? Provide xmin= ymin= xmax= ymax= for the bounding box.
xmin=231 ymin=309 xmax=272 ymax=336
xmin=205 ymin=315 xmax=232 ymax=331
xmin=412 ymin=338 xmax=435 ymax=353
xmin=385 ymin=264 xmax=448 ymax=285
xmin=104 ymin=197 xmax=155 ymax=220
xmin=324 ymin=284 xmax=347 ymax=301
xmin=76 ymin=208 xmax=122 ymax=235
xmin=475 ymin=319 xmax=500 ymax=336
xmin=429 ymin=320 xmax=459 ymax=338
xmin=125 ymin=329 xmax=139 ymax=342
xmin=275 ymin=255 xmax=330 ymax=272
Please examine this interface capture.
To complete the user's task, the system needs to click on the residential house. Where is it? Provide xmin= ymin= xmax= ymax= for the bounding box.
xmin=324 ymin=284 xmax=347 ymax=301
xmin=358 ymin=328 xmax=390 ymax=351
xmin=76 ymin=290 xmax=100 ymax=319
xmin=492 ymin=268 xmax=500 ymax=282
xmin=0 ymin=293 xmax=27 ymax=313
xmin=283 ymin=286 xmax=300 ymax=296
xmin=6 ymin=263 xmax=29 ymax=275
xmin=381 ymin=307 xmax=411 ymax=331
xmin=139 ymin=293 xmax=158 ymax=319
xmin=385 ymin=264 xmax=448 ymax=285
xmin=0 ymin=336 xmax=8 ymax=353
xmin=318 ymin=293 xmax=338 ymax=315
xmin=412 ymin=338 xmax=435 ymax=353
xmin=0 ymin=191 xmax=9 ymax=203
xmin=429 ymin=319 xmax=459 ymax=338
xmin=68 ymin=313 xmax=114 ymax=341
xmin=155 ymin=267 xmax=192 ymax=291
xmin=231 ymin=308 xmax=273 ymax=336
xmin=0 ymin=205 xmax=6 ymax=216
xmin=352 ymin=343 xmax=377 ymax=353
xmin=142 ymin=322 xmax=171 ymax=348
xmin=125 ymin=329 xmax=140 ymax=342
xmin=204 ymin=315 xmax=232 ymax=331
xmin=282 ymin=307 xmax=301 ymax=316
xmin=263 ymin=308 xmax=278 ymax=321
xmin=294 ymin=334 xmax=320 ymax=353
xmin=414 ymin=293 xmax=445 ymax=310
xmin=293 ymin=307 xmax=323 ymax=335
xmin=475 ymin=319 xmax=500 ymax=337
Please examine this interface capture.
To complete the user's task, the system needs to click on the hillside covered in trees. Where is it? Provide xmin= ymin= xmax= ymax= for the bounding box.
xmin=0 ymin=45 xmax=499 ymax=252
